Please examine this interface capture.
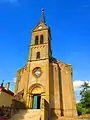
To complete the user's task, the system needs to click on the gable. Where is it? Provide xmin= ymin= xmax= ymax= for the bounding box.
xmin=32 ymin=22 xmax=48 ymax=32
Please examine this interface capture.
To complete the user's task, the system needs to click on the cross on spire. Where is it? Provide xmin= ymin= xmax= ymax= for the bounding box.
xmin=40 ymin=8 xmax=45 ymax=23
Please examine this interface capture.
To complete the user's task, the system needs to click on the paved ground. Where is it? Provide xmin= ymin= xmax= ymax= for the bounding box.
xmin=78 ymin=114 xmax=90 ymax=120
xmin=78 ymin=117 xmax=90 ymax=120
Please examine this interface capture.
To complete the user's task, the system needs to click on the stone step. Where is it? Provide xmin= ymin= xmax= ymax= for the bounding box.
xmin=59 ymin=117 xmax=78 ymax=120
xmin=51 ymin=116 xmax=78 ymax=120
xmin=9 ymin=109 xmax=42 ymax=120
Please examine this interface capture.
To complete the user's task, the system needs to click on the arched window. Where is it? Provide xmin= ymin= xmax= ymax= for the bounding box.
xmin=36 ymin=52 xmax=40 ymax=59
xmin=35 ymin=36 xmax=38 ymax=45
xmin=40 ymin=35 xmax=44 ymax=44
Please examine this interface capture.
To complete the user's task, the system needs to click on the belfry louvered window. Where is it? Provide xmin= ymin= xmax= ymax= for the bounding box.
xmin=35 ymin=36 xmax=38 ymax=45
xmin=36 ymin=52 xmax=40 ymax=59
xmin=40 ymin=35 xmax=44 ymax=44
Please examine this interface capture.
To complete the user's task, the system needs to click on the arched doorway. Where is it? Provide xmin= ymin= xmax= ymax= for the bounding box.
xmin=29 ymin=83 xmax=45 ymax=109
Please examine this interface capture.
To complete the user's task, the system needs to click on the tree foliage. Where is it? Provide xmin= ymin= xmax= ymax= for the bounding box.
xmin=77 ymin=81 xmax=90 ymax=115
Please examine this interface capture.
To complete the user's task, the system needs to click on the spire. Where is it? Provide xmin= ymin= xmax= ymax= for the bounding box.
xmin=40 ymin=8 xmax=45 ymax=23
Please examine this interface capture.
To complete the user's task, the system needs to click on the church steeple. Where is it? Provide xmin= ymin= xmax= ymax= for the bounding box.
xmin=28 ymin=9 xmax=52 ymax=62
xmin=40 ymin=8 xmax=45 ymax=23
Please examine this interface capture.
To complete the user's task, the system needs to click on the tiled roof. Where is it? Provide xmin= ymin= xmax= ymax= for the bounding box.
xmin=0 ymin=86 xmax=14 ymax=96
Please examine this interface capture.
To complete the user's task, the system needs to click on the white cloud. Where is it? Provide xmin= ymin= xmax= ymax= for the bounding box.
xmin=73 ymin=80 xmax=90 ymax=89
xmin=13 ymin=77 xmax=16 ymax=83
xmin=73 ymin=80 xmax=90 ymax=103
xmin=76 ymin=100 xmax=80 ymax=103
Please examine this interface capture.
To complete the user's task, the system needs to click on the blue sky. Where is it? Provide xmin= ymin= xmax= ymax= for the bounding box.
xmin=0 ymin=0 xmax=90 ymax=102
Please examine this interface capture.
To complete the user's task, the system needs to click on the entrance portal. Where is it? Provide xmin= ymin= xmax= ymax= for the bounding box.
xmin=32 ymin=94 xmax=41 ymax=109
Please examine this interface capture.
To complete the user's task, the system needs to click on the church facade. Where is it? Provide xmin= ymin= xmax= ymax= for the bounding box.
xmin=14 ymin=9 xmax=78 ymax=120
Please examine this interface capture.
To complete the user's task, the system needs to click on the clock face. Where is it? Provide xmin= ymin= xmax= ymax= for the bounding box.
xmin=38 ymin=26 xmax=42 ymax=30
xmin=33 ymin=67 xmax=42 ymax=78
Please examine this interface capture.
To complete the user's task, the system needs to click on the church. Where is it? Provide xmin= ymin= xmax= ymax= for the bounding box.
xmin=14 ymin=9 xmax=78 ymax=120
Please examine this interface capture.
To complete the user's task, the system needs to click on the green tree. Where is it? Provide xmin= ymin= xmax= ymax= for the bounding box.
xmin=76 ymin=102 xmax=82 ymax=115
xmin=80 ymin=82 xmax=89 ymax=97
xmin=80 ymin=82 xmax=90 ymax=112
xmin=77 ymin=81 xmax=90 ymax=115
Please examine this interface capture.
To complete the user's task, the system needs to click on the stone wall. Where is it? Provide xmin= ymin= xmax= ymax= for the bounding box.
xmin=0 ymin=106 xmax=19 ymax=119
xmin=0 ymin=99 xmax=26 ymax=119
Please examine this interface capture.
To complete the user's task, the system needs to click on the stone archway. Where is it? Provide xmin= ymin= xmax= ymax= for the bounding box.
xmin=27 ymin=83 xmax=45 ymax=109
xmin=29 ymin=83 xmax=45 ymax=94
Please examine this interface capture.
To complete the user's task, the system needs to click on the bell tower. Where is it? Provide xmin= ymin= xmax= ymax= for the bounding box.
xmin=28 ymin=9 xmax=52 ymax=62
xmin=27 ymin=9 xmax=52 ymax=109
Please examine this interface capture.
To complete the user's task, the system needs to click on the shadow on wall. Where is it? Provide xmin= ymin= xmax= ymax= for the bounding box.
xmin=11 ymin=99 xmax=26 ymax=109
xmin=0 ymin=100 xmax=27 ymax=120
xmin=44 ymin=99 xmax=49 ymax=120
xmin=58 ymin=64 xmax=63 ymax=116
xmin=49 ymin=62 xmax=59 ymax=120
xmin=49 ymin=59 xmax=64 ymax=120
xmin=0 ymin=99 xmax=28 ymax=119
xmin=0 ymin=105 xmax=20 ymax=119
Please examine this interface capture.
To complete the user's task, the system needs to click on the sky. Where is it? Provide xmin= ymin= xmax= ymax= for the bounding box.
xmin=0 ymin=0 xmax=90 ymax=103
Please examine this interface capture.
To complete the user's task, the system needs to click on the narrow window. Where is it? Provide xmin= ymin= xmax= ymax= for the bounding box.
xmin=22 ymin=93 xmax=24 ymax=97
xmin=40 ymin=35 xmax=44 ymax=44
xmin=36 ymin=52 xmax=40 ymax=59
xmin=35 ymin=36 xmax=38 ymax=45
